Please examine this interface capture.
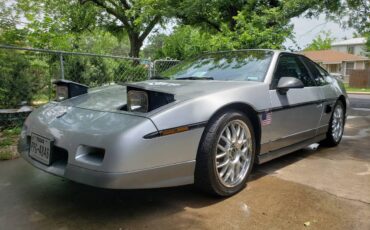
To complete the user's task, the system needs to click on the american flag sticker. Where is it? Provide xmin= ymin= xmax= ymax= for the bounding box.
xmin=261 ymin=110 xmax=272 ymax=126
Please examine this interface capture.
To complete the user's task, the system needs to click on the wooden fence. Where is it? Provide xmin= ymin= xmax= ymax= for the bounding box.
xmin=349 ymin=69 xmax=370 ymax=88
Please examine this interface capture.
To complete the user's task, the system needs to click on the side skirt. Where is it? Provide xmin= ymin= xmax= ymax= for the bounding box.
xmin=256 ymin=134 xmax=326 ymax=164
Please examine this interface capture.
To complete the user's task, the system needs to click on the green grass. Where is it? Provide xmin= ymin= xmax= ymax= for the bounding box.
xmin=32 ymin=94 xmax=50 ymax=106
xmin=0 ymin=150 xmax=14 ymax=160
xmin=0 ymin=127 xmax=21 ymax=160
xmin=0 ymin=137 xmax=13 ymax=147
xmin=344 ymin=83 xmax=370 ymax=93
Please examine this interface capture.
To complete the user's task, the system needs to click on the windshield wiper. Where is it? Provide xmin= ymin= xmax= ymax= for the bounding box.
xmin=176 ymin=76 xmax=214 ymax=80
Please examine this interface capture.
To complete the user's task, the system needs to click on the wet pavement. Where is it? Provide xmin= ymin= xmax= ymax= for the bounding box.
xmin=0 ymin=96 xmax=369 ymax=230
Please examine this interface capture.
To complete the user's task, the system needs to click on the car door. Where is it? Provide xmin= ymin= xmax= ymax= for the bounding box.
xmin=299 ymin=56 xmax=338 ymax=136
xmin=265 ymin=53 xmax=324 ymax=152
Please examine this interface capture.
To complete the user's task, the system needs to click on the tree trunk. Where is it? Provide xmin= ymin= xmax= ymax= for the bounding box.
xmin=128 ymin=32 xmax=142 ymax=58
xmin=227 ymin=6 xmax=238 ymax=31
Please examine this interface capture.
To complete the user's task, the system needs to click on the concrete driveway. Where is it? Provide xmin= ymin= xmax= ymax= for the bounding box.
xmin=0 ymin=94 xmax=369 ymax=230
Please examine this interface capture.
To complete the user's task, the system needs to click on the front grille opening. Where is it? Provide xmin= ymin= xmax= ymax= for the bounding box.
xmin=52 ymin=146 xmax=68 ymax=166
xmin=76 ymin=145 xmax=105 ymax=166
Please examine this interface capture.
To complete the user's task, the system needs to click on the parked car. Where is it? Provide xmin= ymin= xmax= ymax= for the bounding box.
xmin=330 ymin=73 xmax=345 ymax=81
xmin=18 ymin=50 xmax=348 ymax=196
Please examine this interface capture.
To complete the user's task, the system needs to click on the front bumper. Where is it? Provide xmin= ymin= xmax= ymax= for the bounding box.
xmin=19 ymin=143 xmax=195 ymax=189
xmin=18 ymin=104 xmax=203 ymax=189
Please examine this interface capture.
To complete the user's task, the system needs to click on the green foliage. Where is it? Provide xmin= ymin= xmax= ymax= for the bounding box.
xmin=147 ymin=0 xmax=342 ymax=59
xmin=364 ymin=33 xmax=370 ymax=56
xmin=304 ymin=31 xmax=334 ymax=51
xmin=0 ymin=127 xmax=21 ymax=160
xmin=215 ymin=6 xmax=293 ymax=50
xmin=170 ymin=0 xmax=342 ymax=33
xmin=0 ymin=127 xmax=21 ymax=148
xmin=145 ymin=6 xmax=293 ymax=60
xmin=0 ymin=51 xmax=46 ymax=108
xmin=0 ymin=151 xmax=14 ymax=160
xmin=76 ymin=0 xmax=173 ymax=57
xmin=340 ymin=0 xmax=369 ymax=34
xmin=146 ymin=26 xmax=210 ymax=60
xmin=113 ymin=61 xmax=149 ymax=82
xmin=9 ymin=0 xmax=130 ymax=54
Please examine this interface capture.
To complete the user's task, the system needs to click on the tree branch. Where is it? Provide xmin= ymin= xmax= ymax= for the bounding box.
xmin=139 ymin=15 xmax=161 ymax=41
xmin=81 ymin=0 xmax=132 ymax=31
xmin=175 ymin=12 xmax=221 ymax=32
xmin=119 ymin=0 xmax=131 ymax=9
xmin=198 ymin=15 xmax=222 ymax=32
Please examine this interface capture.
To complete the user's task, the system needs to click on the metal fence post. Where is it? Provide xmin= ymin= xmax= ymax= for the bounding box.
xmin=59 ymin=53 xmax=64 ymax=80
xmin=148 ymin=58 xmax=153 ymax=79
xmin=153 ymin=60 xmax=157 ymax=77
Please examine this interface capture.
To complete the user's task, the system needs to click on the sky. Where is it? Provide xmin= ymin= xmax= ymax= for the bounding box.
xmin=284 ymin=14 xmax=355 ymax=50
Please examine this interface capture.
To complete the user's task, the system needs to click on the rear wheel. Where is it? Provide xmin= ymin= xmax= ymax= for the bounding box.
xmin=195 ymin=111 xmax=256 ymax=196
xmin=320 ymin=101 xmax=345 ymax=147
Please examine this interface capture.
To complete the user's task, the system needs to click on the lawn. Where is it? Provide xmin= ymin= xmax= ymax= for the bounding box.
xmin=344 ymin=83 xmax=370 ymax=93
xmin=0 ymin=127 xmax=21 ymax=160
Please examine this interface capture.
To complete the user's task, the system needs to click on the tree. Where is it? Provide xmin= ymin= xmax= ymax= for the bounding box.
xmin=0 ymin=1 xmax=28 ymax=46
xmin=80 ymin=0 xmax=170 ymax=57
xmin=146 ymin=1 xmax=342 ymax=58
xmin=304 ymin=31 xmax=334 ymax=51
xmin=333 ymin=0 xmax=369 ymax=34
xmin=142 ymin=33 xmax=167 ymax=58
xmin=166 ymin=0 xmax=343 ymax=51
xmin=171 ymin=0 xmax=342 ymax=33
xmin=143 ymin=26 xmax=210 ymax=60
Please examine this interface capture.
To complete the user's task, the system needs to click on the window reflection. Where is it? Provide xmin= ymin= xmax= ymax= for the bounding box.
xmin=161 ymin=50 xmax=274 ymax=82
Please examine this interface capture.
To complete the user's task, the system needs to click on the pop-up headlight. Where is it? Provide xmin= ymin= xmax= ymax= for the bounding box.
xmin=127 ymin=90 xmax=149 ymax=112
xmin=126 ymin=86 xmax=175 ymax=113
xmin=53 ymin=80 xmax=88 ymax=101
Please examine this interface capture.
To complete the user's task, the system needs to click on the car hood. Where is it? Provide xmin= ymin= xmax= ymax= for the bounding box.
xmin=127 ymin=80 xmax=262 ymax=100
xmin=60 ymin=80 xmax=262 ymax=113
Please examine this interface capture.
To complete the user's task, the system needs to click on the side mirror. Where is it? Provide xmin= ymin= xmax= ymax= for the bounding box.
xmin=276 ymin=77 xmax=304 ymax=94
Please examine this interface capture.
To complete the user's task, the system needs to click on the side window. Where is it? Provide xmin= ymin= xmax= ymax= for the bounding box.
xmin=301 ymin=56 xmax=328 ymax=86
xmin=272 ymin=55 xmax=315 ymax=88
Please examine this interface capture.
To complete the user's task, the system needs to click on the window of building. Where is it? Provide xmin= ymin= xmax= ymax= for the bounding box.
xmin=345 ymin=62 xmax=354 ymax=75
xmin=347 ymin=46 xmax=354 ymax=54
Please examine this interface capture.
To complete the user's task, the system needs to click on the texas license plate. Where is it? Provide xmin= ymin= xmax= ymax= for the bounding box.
xmin=29 ymin=133 xmax=52 ymax=165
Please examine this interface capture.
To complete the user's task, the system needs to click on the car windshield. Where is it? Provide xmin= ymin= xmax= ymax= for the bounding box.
xmin=160 ymin=50 xmax=274 ymax=82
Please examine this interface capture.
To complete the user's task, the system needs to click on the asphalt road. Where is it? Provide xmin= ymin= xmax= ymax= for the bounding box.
xmin=348 ymin=93 xmax=370 ymax=109
xmin=0 ymin=96 xmax=369 ymax=230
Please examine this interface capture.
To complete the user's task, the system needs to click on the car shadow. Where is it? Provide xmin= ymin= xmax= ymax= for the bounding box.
xmin=250 ymin=144 xmax=320 ymax=182
xmin=12 ymin=147 xmax=320 ymax=229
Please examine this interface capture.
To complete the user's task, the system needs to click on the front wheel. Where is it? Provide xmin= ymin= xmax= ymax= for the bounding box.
xmin=320 ymin=101 xmax=345 ymax=147
xmin=195 ymin=111 xmax=256 ymax=196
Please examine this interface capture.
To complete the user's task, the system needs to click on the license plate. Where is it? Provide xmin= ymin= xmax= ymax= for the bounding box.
xmin=29 ymin=133 xmax=52 ymax=165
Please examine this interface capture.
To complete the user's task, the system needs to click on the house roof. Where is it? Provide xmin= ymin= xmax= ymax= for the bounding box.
xmin=301 ymin=50 xmax=369 ymax=64
xmin=331 ymin=37 xmax=367 ymax=46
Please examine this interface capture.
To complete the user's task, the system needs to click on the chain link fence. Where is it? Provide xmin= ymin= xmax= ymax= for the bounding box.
xmin=152 ymin=59 xmax=180 ymax=77
xmin=0 ymin=45 xmax=179 ymax=129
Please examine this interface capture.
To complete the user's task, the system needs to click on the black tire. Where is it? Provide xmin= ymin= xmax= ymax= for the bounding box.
xmin=194 ymin=110 xmax=256 ymax=196
xmin=320 ymin=100 xmax=345 ymax=147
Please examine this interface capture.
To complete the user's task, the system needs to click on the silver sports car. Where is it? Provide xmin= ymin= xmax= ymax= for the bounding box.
xmin=18 ymin=50 xmax=348 ymax=196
